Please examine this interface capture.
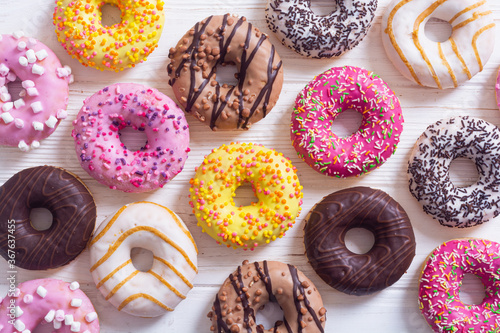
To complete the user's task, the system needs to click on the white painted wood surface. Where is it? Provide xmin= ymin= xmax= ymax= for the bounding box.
xmin=0 ymin=0 xmax=499 ymax=332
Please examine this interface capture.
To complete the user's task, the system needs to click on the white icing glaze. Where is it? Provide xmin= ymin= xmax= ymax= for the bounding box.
xmin=89 ymin=202 xmax=198 ymax=317
xmin=382 ymin=0 xmax=495 ymax=89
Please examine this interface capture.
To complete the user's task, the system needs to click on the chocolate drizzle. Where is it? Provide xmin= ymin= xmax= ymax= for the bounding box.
xmin=168 ymin=14 xmax=284 ymax=130
xmin=304 ymin=187 xmax=415 ymax=295
xmin=209 ymin=260 xmax=326 ymax=332
xmin=0 ymin=166 xmax=96 ymax=270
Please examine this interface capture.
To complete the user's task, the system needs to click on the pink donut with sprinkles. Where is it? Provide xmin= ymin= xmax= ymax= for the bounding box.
xmin=419 ymin=238 xmax=500 ymax=332
xmin=72 ymin=83 xmax=190 ymax=193
xmin=291 ymin=66 xmax=404 ymax=177
xmin=0 ymin=32 xmax=72 ymax=151
xmin=0 ymin=279 xmax=99 ymax=333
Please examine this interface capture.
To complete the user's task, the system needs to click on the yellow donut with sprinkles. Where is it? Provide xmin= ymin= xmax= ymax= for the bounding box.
xmin=189 ymin=142 xmax=303 ymax=250
xmin=53 ymin=0 xmax=165 ymax=71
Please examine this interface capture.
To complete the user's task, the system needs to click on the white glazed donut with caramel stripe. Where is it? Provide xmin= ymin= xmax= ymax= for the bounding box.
xmin=382 ymin=0 xmax=495 ymax=89
xmin=89 ymin=202 xmax=198 ymax=317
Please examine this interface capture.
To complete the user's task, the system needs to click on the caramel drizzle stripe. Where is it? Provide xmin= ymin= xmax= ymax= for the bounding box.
xmin=385 ymin=0 xmax=422 ymax=85
xmin=437 ymin=42 xmax=458 ymax=87
xmin=153 ymin=255 xmax=196 ymax=287
xmin=117 ymin=293 xmax=173 ymax=312
xmin=105 ymin=270 xmax=140 ymax=300
xmin=96 ymin=259 xmax=132 ymax=289
xmin=452 ymin=10 xmax=493 ymax=32
xmin=90 ymin=201 xmax=198 ymax=253
xmin=90 ymin=226 xmax=197 ymax=273
xmin=449 ymin=37 xmax=472 ymax=79
xmin=147 ymin=270 xmax=186 ymax=299
xmin=412 ymin=0 xmax=448 ymax=89
xmin=472 ymin=23 xmax=495 ymax=71
xmin=449 ymin=0 xmax=486 ymax=24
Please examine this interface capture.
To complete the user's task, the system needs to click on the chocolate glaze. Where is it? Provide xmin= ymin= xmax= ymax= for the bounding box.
xmin=167 ymin=14 xmax=283 ymax=130
xmin=304 ymin=187 xmax=415 ymax=295
xmin=208 ymin=260 xmax=326 ymax=333
xmin=0 ymin=166 xmax=96 ymax=270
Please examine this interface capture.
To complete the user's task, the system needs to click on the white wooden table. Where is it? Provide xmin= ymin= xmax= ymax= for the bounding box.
xmin=0 ymin=0 xmax=499 ymax=332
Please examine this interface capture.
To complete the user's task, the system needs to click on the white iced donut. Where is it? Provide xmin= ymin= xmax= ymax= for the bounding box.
xmin=382 ymin=0 xmax=495 ymax=89
xmin=89 ymin=202 xmax=198 ymax=317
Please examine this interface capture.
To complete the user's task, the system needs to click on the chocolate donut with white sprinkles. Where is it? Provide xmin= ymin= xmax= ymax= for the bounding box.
xmin=408 ymin=116 xmax=500 ymax=228
xmin=265 ymin=0 xmax=377 ymax=58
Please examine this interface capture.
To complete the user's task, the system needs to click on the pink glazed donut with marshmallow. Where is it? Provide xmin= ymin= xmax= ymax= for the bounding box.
xmin=72 ymin=83 xmax=190 ymax=193
xmin=0 ymin=32 xmax=72 ymax=151
xmin=0 ymin=279 xmax=99 ymax=333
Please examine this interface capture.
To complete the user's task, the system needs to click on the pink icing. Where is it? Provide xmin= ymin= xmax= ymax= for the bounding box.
xmin=290 ymin=66 xmax=403 ymax=177
xmin=72 ymin=83 xmax=190 ymax=193
xmin=0 ymin=278 xmax=99 ymax=333
xmin=419 ymin=238 xmax=500 ymax=332
xmin=0 ymin=32 xmax=71 ymax=151
xmin=496 ymin=68 xmax=500 ymax=111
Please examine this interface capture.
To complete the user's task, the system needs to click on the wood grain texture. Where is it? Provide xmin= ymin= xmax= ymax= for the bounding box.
xmin=0 ymin=0 xmax=499 ymax=332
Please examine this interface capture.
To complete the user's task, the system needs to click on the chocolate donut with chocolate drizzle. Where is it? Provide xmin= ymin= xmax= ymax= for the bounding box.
xmin=304 ymin=187 xmax=415 ymax=296
xmin=167 ymin=14 xmax=284 ymax=130
xmin=208 ymin=260 xmax=326 ymax=333
xmin=0 ymin=166 xmax=96 ymax=270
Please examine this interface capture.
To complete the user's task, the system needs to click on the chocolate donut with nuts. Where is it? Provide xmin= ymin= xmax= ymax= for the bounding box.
xmin=208 ymin=260 xmax=326 ymax=332
xmin=167 ymin=14 xmax=284 ymax=130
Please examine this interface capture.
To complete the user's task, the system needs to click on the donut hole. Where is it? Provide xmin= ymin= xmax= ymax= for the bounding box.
xmin=215 ymin=63 xmax=239 ymax=87
xmin=459 ymin=273 xmax=486 ymax=305
xmin=233 ymin=181 xmax=258 ymax=207
xmin=330 ymin=108 xmax=363 ymax=138
xmin=425 ymin=18 xmax=452 ymax=43
xmin=32 ymin=322 xmax=55 ymax=333
xmin=6 ymin=77 xmax=23 ymax=99
xmin=255 ymin=301 xmax=285 ymax=330
xmin=130 ymin=247 xmax=154 ymax=272
xmin=344 ymin=228 xmax=375 ymax=254
xmin=119 ymin=126 xmax=149 ymax=152
xmin=100 ymin=3 xmax=122 ymax=27
xmin=309 ymin=0 xmax=338 ymax=17
xmin=29 ymin=207 xmax=53 ymax=231
xmin=449 ymin=157 xmax=478 ymax=188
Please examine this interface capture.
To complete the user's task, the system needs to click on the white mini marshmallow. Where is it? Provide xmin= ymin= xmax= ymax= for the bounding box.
xmin=31 ymin=101 xmax=43 ymax=113
xmin=31 ymin=140 xmax=40 ymax=149
xmin=0 ymin=63 xmax=9 ymax=76
xmin=23 ymin=294 xmax=33 ymax=304
xmin=85 ymin=312 xmax=98 ymax=323
xmin=2 ymin=102 xmax=13 ymax=112
xmin=65 ymin=314 xmax=74 ymax=325
xmin=0 ymin=77 xmax=5 ymax=86
xmin=0 ymin=93 xmax=11 ymax=102
xmin=27 ymin=38 xmax=37 ymax=47
xmin=57 ymin=109 xmax=68 ymax=119
xmin=26 ymin=49 xmax=36 ymax=63
xmin=21 ymin=80 xmax=34 ymax=88
xmin=22 ymin=330 xmax=31 ymax=333
xmin=56 ymin=67 xmax=70 ymax=78
xmin=45 ymin=310 xmax=55 ymax=323
xmin=12 ymin=31 xmax=24 ymax=39
xmin=26 ymin=87 xmax=38 ymax=96
xmin=6 ymin=72 xmax=16 ymax=82
xmin=70 ymin=298 xmax=83 ymax=307
xmin=32 ymin=64 xmax=44 ymax=75
xmin=14 ymin=99 xmax=25 ymax=109
xmin=18 ymin=140 xmax=29 ymax=152
xmin=1 ymin=112 xmax=13 ymax=124
xmin=17 ymin=41 xmax=26 ymax=51
xmin=14 ymin=319 xmax=25 ymax=332
xmin=55 ymin=309 xmax=65 ymax=321
xmin=36 ymin=285 xmax=47 ymax=298
xmin=54 ymin=320 xmax=62 ymax=329
xmin=71 ymin=321 xmax=81 ymax=333
xmin=15 ymin=306 xmax=23 ymax=318
xmin=45 ymin=116 xmax=58 ymax=129
xmin=19 ymin=56 xmax=28 ymax=67
xmin=32 ymin=121 xmax=44 ymax=131
xmin=69 ymin=281 xmax=80 ymax=291
xmin=15 ymin=118 xmax=24 ymax=128
xmin=36 ymin=49 xmax=48 ymax=61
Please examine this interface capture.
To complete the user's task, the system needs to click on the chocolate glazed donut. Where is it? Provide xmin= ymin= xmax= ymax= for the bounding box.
xmin=208 ymin=260 xmax=326 ymax=333
xmin=304 ymin=187 xmax=415 ymax=295
xmin=167 ymin=13 xmax=284 ymax=130
xmin=0 ymin=166 xmax=96 ymax=270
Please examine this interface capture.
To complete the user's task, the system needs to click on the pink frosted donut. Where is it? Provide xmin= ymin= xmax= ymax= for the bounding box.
xmin=496 ymin=67 xmax=500 ymax=111
xmin=72 ymin=83 xmax=190 ymax=193
xmin=0 ymin=32 xmax=72 ymax=151
xmin=291 ymin=66 xmax=404 ymax=177
xmin=419 ymin=238 xmax=500 ymax=332
xmin=0 ymin=279 xmax=99 ymax=333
